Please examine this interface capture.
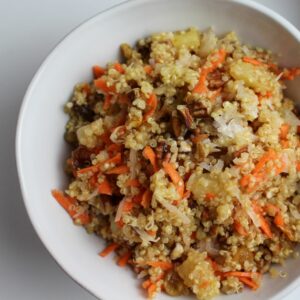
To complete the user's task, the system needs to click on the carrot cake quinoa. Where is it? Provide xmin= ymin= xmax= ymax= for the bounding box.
xmin=52 ymin=27 xmax=300 ymax=300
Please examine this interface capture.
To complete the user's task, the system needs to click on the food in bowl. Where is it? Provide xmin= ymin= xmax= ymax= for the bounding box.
xmin=51 ymin=27 xmax=300 ymax=300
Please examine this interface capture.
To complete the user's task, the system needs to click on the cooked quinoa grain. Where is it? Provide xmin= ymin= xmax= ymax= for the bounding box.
xmin=52 ymin=27 xmax=300 ymax=300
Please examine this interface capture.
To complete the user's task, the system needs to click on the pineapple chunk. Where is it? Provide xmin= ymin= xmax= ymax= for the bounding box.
xmin=177 ymin=250 xmax=220 ymax=300
xmin=173 ymin=28 xmax=201 ymax=50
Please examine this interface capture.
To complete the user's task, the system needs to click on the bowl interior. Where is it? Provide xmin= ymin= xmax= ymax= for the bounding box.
xmin=16 ymin=0 xmax=300 ymax=299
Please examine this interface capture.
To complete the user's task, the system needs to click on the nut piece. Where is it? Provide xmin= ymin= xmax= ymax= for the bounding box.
xmin=120 ymin=43 xmax=133 ymax=61
xmin=177 ymin=105 xmax=194 ymax=128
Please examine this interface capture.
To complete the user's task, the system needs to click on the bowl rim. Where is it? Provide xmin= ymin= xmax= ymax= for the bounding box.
xmin=15 ymin=0 xmax=300 ymax=299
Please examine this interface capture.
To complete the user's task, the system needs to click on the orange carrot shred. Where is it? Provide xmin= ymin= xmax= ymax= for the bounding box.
xmin=162 ymin=161 xmax=184 ymax=197
xmin=280 ymin=123 xmax=290 ymax=140
xmin=92 ymin=65 xmax=105 ymax=78
xmin=252 ymin=202 xmax=273 ymax=238
xmin=239 ymin=277 xmax=259 ymax=290
xmin=114 ymin=63 xmax=125 ymax=74
xmin=141 ymin=189 xmax=152 ymax=209
xmin=205 ymin=192 xmax=216 ymax=201
xmin=99 ymin=243 xmax=119 ymax=257
xmin=281 ymin=67 xmax=300 ymax=80
xmin=117 ymin=251 xmax=131 ymax=267
xmin=51 ymin=190 xmax=90 ymax=225
xmin=122 ymin=200 xmax=134 ymax=213
xmin=193 ymin=48 xmax=226 ymax=94
xmin=234 ymin=220 xmax=248 ymax=236
xmin=147 ymin=283 xmax=157 ymax=298
xmin=146 ymin=261 xmax=173 ymax=270
xmin=146 ymin=230 xmax=157 ymax=236
xmin=98 ymin=179 xmax=113 ymax=195
xmin=296 ymin=162 xmax=300 ymax=172
xmin=106 ymin=165 xmax=129 ymax=175
xmin=77 ymin=164 xmax=99 ymax=175
xmin=243 ymin=57 xmax=263 ymax=66
xmin=222 ymin=271 xmax=260 ymax=278
xmin=107 ymin=143 xmax=122 ymax=154
xmin=125 ymin=179 xmax=141 ymax=187
xmin=144 ymin=93 xmax=158 ymax=120
xmin=144 ymin=65 xmax=153 ymax=75
xmin=143 ymin=146 xmax=159 ymax=172
xmin=105 ymin=153 xmax=122 ymax=165
xmin=142 ymin=279 xmax=152 ymax=289
xmin=94 ymin=77 xmax=115 ymax=93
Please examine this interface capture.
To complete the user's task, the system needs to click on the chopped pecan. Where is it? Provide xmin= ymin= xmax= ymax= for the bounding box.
xmin=177 ymin=105 xmax=194 ymax=128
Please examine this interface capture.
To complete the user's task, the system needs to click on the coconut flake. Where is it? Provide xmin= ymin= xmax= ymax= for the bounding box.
xmin=135 ymin=228 xmax=160 ymax=243
xmin=158 ymin=198 xmax=190 ymax=225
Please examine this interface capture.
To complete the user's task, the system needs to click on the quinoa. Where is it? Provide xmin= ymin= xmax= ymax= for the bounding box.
xmin=53 ymin=27 xmax=300 ymax=300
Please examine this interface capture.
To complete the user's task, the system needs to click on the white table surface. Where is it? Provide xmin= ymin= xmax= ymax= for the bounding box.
xmin=0 ymin=0 xmax=299 ymax=299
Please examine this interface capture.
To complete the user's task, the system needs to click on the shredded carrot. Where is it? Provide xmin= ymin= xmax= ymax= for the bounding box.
xmin=132 ymin=191 xmax=144 ymax=204
xmin=239 ymin=277 xmax=259 ymax=290
xmin=193 ymin=68 xmax=209 ymax=93
xmin=77 ymin=164 xmax=99 ymax=175
xmin=243 ymin=56 xmax=263 ymax=66
xmin=264 ymin=203 xmax=280 ymax=216
xmin=99 ymin=243 xmax=119 ymax=257
xmin=280 ymin=140 xmax=289 ymax=149
xmin=142 ymin=279 xmax=152 ymax=289
xmin=222 ymin=271 xmax=260 ymax=278
xmin=105 ymin=153 xmax=122 ymax=165
xmin=240 ymin=149 xmax=281 ymax=192
xmin=296 ymin=162 xmax=300 ymax=172
xmin=117 ymin=251 xmax=131 ymax=267
xmin=252 ymin=149 xmax=277 ymax=174
xmin=144 ymin=65 xmax=153 ymax=75
xmin=125 ymin=179 xmax=141 ymax=187
xmin=103 ymin=94 xmax=112 ymax=110
xmin=51 ymin=190 xmax=90 ymax=224
xmin=122 ymin=200 xmax=134 ymax=213
xmin=205 ymin=192 xmax=216 ymax=201
xmin=234 ymin=220 xmax=248 ymax=236
xmin=114 ymin=62 xmax=125 ymax=74
xmin=88 ymin=174 xmax=98 ymax=188
xmin=193 ymin=48 xmax=226 ymax=94
xmin=98 ymin=179 xmax=113 ymax=195
xmin=146 ymin=230 xmax=157 ymax=236
xmin=141 ymin=189 xmax=152 ymax=208
xmin=94 ymin=77 xmax=115 ymax=93
xmin=147 ymin=283 xmax=157 ymax=298
xmin=162 ymin=161 xmax=184 ymax=197
xmin=280 ymin=123 xmax=290 ymax=140
xmin=252 ymin=202 xmax=273 ymax=238
xmin=281 ymin=67 xmax=300 ymax=80
xmin=274 ymin=212 xmax=284 ymax=227
xmin=115 ymin=219 xmax=124 ymax=228
xmin=144 ymin=93 xmax=158 ymax=120
xmin=106 ymin=165 xmax=129 ymax=175
xmin=92 ymin=65 xmax=105 ymax=78
xmin=143 ymin=146 xmax=159 ymax=172
xmin=107 ymin=143 xmax=122 ymax=154
xmin=207 ymin=257 xmax=219 ymax=273
xmin=146 ymin=261 xmax=173 ymax=270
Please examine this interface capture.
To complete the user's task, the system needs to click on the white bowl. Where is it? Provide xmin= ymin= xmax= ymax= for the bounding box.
xmin=16 ymin=0 xmax=300 ymax=299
